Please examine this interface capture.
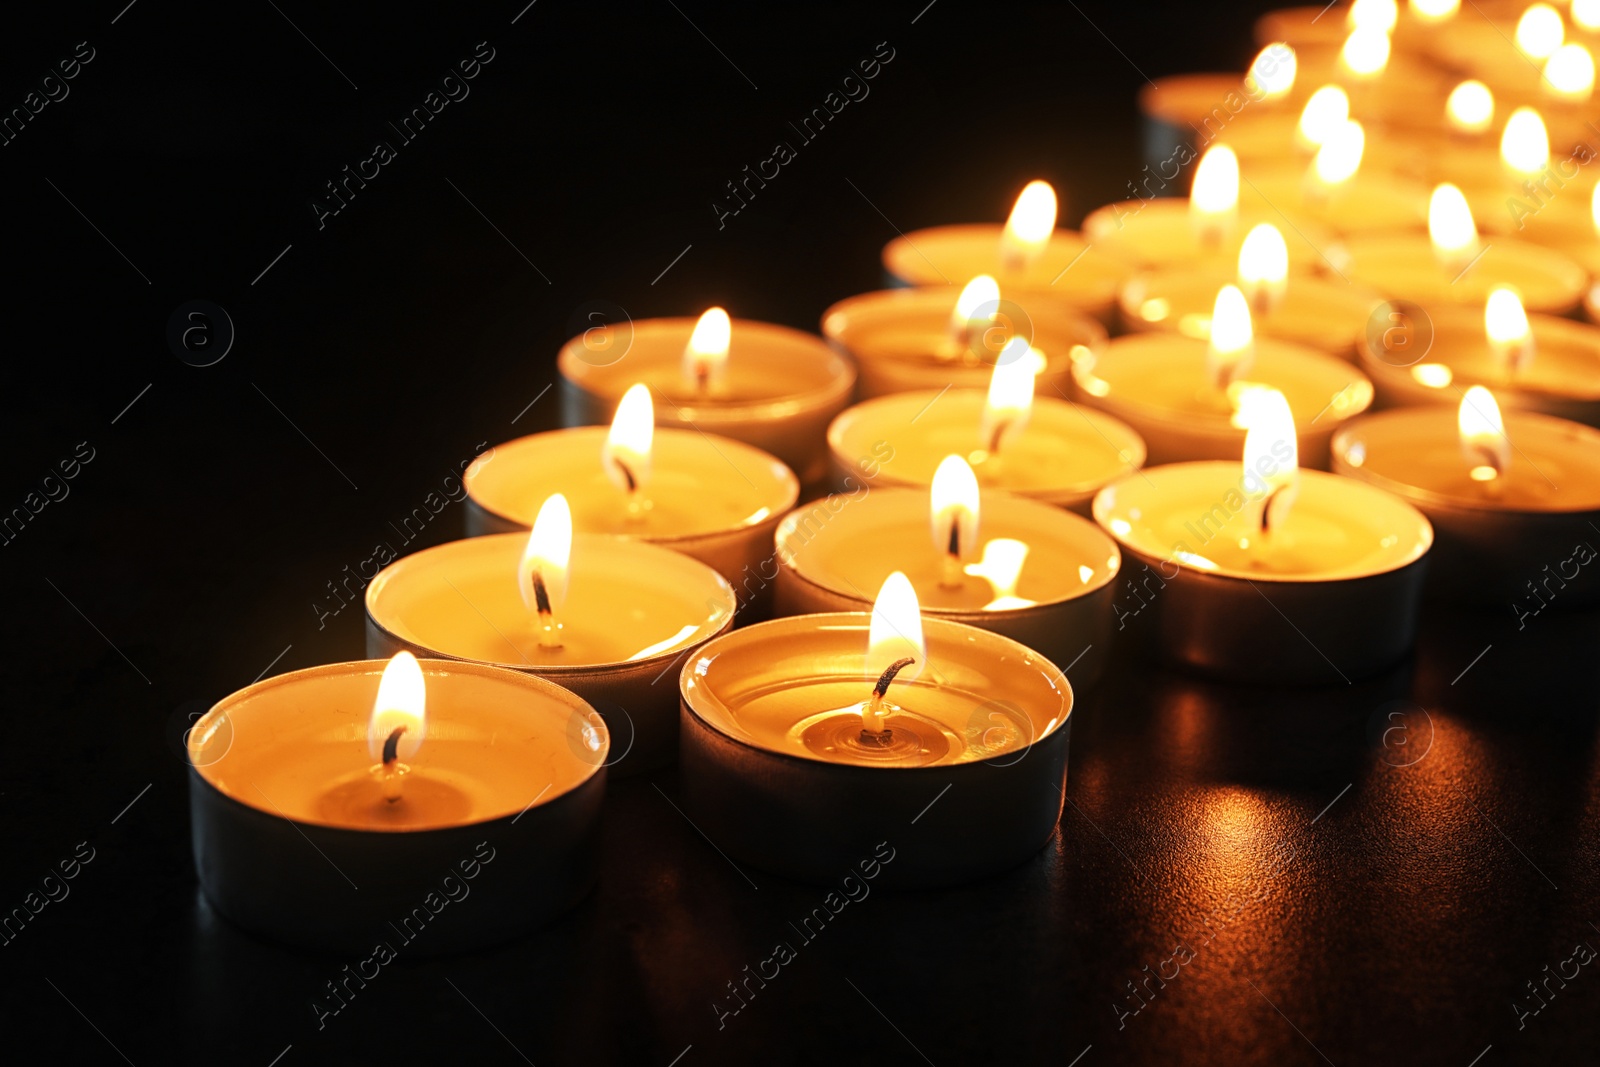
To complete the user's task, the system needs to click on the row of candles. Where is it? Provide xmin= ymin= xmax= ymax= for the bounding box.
xmin=187 ymin=0 xmax=1600 ymax=952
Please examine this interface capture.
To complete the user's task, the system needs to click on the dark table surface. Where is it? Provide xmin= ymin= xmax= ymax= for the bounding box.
xmin=2 ymin=1 xmax=1596 ymax=1064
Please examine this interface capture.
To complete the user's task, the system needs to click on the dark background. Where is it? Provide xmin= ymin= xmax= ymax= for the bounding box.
xmin=1 ymin=1 xmax=1596 ymax=1064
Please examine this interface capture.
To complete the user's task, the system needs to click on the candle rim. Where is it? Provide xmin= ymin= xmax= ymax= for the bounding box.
xmin=880 ymin=222 xmax=1122 ymax=291
xmin=1093 ymin=461 xmax=1433 ymax=582
xmin=680 ymin=611 xmax=1072 ymax=770
xmin=1118 ymin=264 xmax=1384 ymax=337
xmin=1338 ymin=231 xmax=1586 ymax=312
xmin=465 ymin=426 xmax=800 ymax=540
xmin=188 ymin=657 xmax=609 ymax=831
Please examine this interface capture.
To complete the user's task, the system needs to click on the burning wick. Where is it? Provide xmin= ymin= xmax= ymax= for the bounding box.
xmin=1258 ymin=484 xmax=1288 ymax=533
xmin=604 ymin=385 xmax=654 ymax=522
xmin=378 ymin=726 xmax=408 ymax=803
xmin=861 ymin=656 xmax=916 ymax=744
xmin=531 ymin=570 xmax=560 ymax=648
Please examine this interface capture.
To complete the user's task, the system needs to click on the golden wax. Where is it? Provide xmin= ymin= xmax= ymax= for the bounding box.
xmin=1081 ymin=198 xmax=1342 ymax=271
xmin=1334 ymin=233 xmax=1586 ymax=314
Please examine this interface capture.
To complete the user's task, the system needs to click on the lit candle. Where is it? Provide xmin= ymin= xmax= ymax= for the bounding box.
xmin=1542 ymin=42 xmax=1595 ymax=105
xmin=1083 ymin=144 xmax=1340 ymax=269
xmin=1073 ymin=286 xmax=1375 ymax=467
xmin=1093 ymin=389 xmax=1433 ymax=682
xmin=557 ymin=310 xmax=854 ymax=487
xmin=772 ymin=455 xmax=1123 ymax=685
xmin=827 ymin=343 xmax=1147 ymax=512
xmin=1117 ymin=222 xmax=1382 ymax=356
xmin=678 ymin=576 xmax=1071 ymax=886
xmin=1518 ymin=4 xmax=1565 ymax=61
xmin=1332 ymin=390 xmax=1600 ymax=604
xmin=1335 ymin=181 xmax=1587 ymax=312
xmin=819 ymin=275 xmax=1106 ymax=400
xmin=880 ymin=180 xmax=1133 ymax=323
xmin=366 ymin=499 xmax=737 ymax=773
xmin=187 ymin=654 xmax=609 ymax=952
xmin=1242 ymin=115 xmax=1432 ymax=235
xmin=1361 ymin=292 xmax=1600 ymax=432
xmin=464 ymin=384 xmax=797 ymax=610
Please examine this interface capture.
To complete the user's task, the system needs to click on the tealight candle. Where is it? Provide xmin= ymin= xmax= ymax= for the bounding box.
xmin=1093 ymin=389 xmax=1433 ymax=683
xmin=557 ymin=308 xmax=854 ymax=487
xmin=1331 ymin=389 xmax=1600 ymax=604
xmin=1082 ymin=144 xmax=1342 ymax=271
xmin=819 ymin=277 xmax=1106 ymax=399
xmin=679 ymin=575 xmax=1071 ymax=887
xmin=1136 ymin=42 xmax=1299 ymax=169
xmin=1241 ymin=119 xmax=1434 ymax=236
xmin=366 ymin=498 xmax=737 ymax=773
xmin=773 ymin=456 xmax=1122 ymax=685
xmin=827 ymin=343 xmax=1146 ymax=512
xmin=1117 ymin=222 xmax=1383 ymax=357
xmin=880 ymin=180 xmax=1137 ymax=323
xmin=1075 ymin=285 xmax=1374 ymax=467
xmin=1334 ymin=182 xmax=1587 ymax=314
xmin=187 ymin=653 xmax=609 ymax=953
xmin=1357 ymin=291 xmax=1600 ymax=426
xmin=464 ymin=384 xmax=798 ymax=610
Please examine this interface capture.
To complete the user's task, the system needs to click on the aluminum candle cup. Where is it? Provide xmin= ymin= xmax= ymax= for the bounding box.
xmin=463 ymin=426 xmax=798 ymax=602
xmin=1357 ymin=307 xmax=1600 ymax=427
xmin=1332 ymin=408 xmax=1600 ymax=605
xmin=1094 ymin=464 xmax=1433 ymax=683
xmin=366 ymin=534 xmax=736 ymax=774
xmin=827 ymin=390 xmax=1146 ymax=514
xmin=820 ymin=285 xmax=1106 ymax=400
xmin=187 ymin=659 xmax=608 ymax=955
xmin=678 ymin=613 xmax=1071 ymax=888
xmin=557 ymin=316 xmax=854 ymax=488
xmin=1070 ymin=334 xmax=1374 ymax=468
xmin=1119 ymin=267 xmax=1382 ymax=358
xmin=880 ymin=224 xmax=1134 ymax=324
xmin=772 ymin=487 xmax=1121 ymax=687
xmin=1334 ymin=234 xmax=1587 ymax=314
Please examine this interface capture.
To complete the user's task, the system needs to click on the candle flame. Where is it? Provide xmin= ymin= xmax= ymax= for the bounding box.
xmin=1517 ymin=4 xmax=1565 ymax=60
xmin=368 ymin=651 xmax=426 ymax=763
xmin=1238 ymin=223 xmax=1289 ymax=315
xmin=1189 ymin=145 xmax=1240 ymax=244
xmin=683 ymin=306 xmax=731 ymax=391
xmin=1242 ymin=388 xmax=1300 ymax=532
xmin=1458 ymin=385 xmax=1510 ymax=480
xmin=949 ymin=274 xmax=1000 ymax=346
xmin=1409 ymin=0 xmax=1460 ymax=22
xmin=1485 ymin=287 xmax=1536 ymax=373
xmin=1296 ymin=85 xmax=1350 ymax=152
xmin=1429 ymin=184 xmax=1479 ymax=272
xmin=1575 ymin=0 xmax=1600 ymax=33
xmin=519 ymin=493 xmax=572 ymax=612
xmin=980 ymin=338 xmax=1036 ymax=453
xmin=1339 ymin=26 xmax=1392 ymax=79
xmin=603 ymin=383 xmax=654 ymax=494
xmin=1313 ymin=118 xmax=1366 ymax=187
xmin=865 ymin=571 xmax=925 ymax=730
xmin=1208 ymin=285 xmax=1256 ymax=388
xmin=1249 ymin=43 xmax=1297 ymax=101
xmin=965 ymin=539 xmax=1037 ymax=611
xmin=999 ymin=180 xmax=1057 ymax=271
xmin=1544 ymin=43 xmax=1595 ymax=102
xmin=929 ymin=455 xmax=980 ymax=563
xmin=1446 ymin=80 xmax=1494 ymax=135
xmin=1500 ymin=107 xmax=1551 ymax=177
xmin=1350 ymin=0 xmax=1399 ymax=30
